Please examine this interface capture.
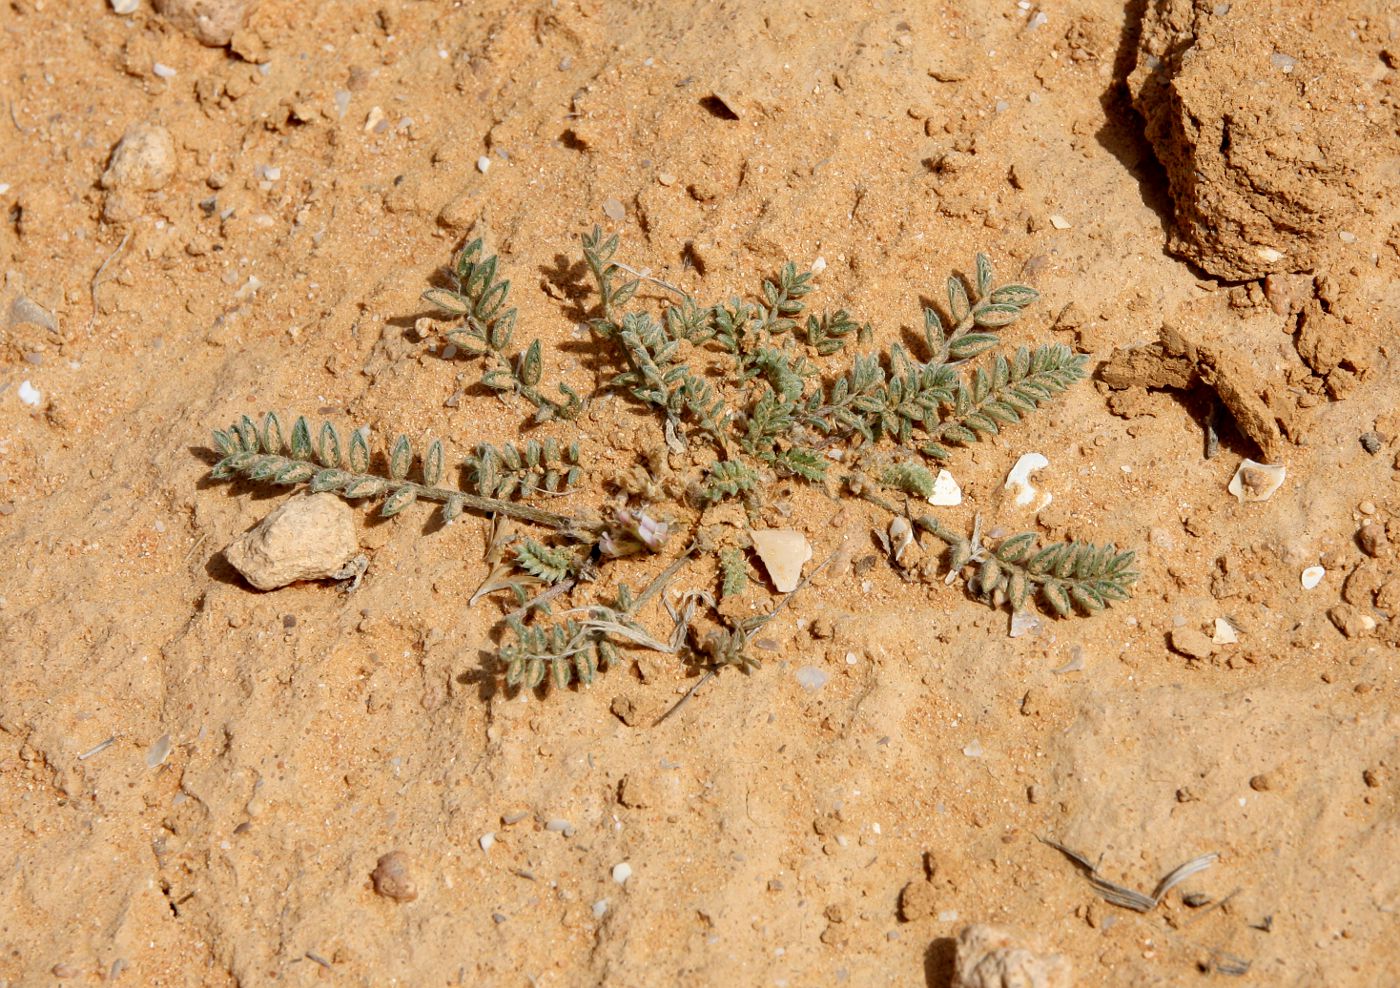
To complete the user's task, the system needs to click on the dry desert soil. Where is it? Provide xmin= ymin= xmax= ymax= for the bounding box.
xmin=1 ymin=0 xmax=1398 ymax=986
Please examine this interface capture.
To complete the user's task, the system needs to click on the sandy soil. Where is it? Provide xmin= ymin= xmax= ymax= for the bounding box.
xmin=1 ymin=0 xmax=1397 ymax=985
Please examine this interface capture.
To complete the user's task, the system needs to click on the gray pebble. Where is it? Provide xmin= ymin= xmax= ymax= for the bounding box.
xmin=1360 ymin=431 xmax=1383 ymax=455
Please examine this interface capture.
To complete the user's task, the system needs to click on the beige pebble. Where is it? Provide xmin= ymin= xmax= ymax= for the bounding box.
xmin=370 ymin=851 xmax=417 ymax=902
xmin=101 ymin=122 xmax=176 ymax=193
xmin=153 ymin=0 xmax=251 ymax=46
xmin=223 ymin=492 xmax=358 ymax=591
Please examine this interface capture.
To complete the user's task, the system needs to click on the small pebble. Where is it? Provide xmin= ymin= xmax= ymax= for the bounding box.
xmin=1212 ymin=618 xmax=1239 ymax=645
xmin=1300 ymin=566 xmax=1325 ymax=590
xmin=602 ymin=197 xmax=625 ymax=221
xmin=1357 ymin=523 xmax=1387 ymax=558
xmin=1169 ymin=627 xmax=1214 ymax=660
xmin=363 ymin=106 xmax=386 ymax=132
xmin=545 ymin=818 xmax=575 ymax=837
xmin=928 ymin=469 xmax=962 ymax=506
xmin=1338 ymin=230 xmax=1357 ymax=243
xmin=1009 ymin=610 xmax=1042 ymax=638
xmin=612 ymin=862 xmax=632 ymax=884
xmin=492 ymin=912 xmax=508 ymax=924
xmin=153 ymin=62 xmax=177 ymax=79
xmin=370 ymin=851 xmax=417 ymax=902
xmin=476 ymin=155 xmax=491 ymax=174
xmin=479 ymin=832 xmax=495 ymax=852
xmin=795 ymin=665 xmax=829 ymax=691
xmin=962 ymin=740 xmax=984 ymax=758
xmin=657 ymin=172 xmax=676 ymax=186
xmin=18 ymin=380 xmax=41 ymax=407
xmin=592 ymin=899 xmax=609 ymax=919
xmin=1360 ymin=431 xmax=1382 ymax=455
xmin=1048 ymin=214 xmax=1072 ymax=230
xmin=110 ymin=0 xmax=138 ymax=12
xmin=145 ymin=733 xmax=172 ymax=768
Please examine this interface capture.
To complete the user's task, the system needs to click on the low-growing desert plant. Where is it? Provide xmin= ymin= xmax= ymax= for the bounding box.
xmin=205 ymin=231 xmax=1137 ymax=694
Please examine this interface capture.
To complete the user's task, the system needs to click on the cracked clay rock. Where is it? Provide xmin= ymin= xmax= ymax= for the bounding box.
xmin=952 ymin=924 xmax=1072 ymax=988
xmin=224 ymin=492 xmax=357 ymax=591
xmin=1127 ymin=0 xmax=1375 ymax=279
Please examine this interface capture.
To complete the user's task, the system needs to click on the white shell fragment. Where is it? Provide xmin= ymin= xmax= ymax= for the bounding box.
xmin=611 ymin=862 xmax=632 ymax=884
xmin=888 ymin=517 xmax=914 ymax=562
xmin=476 ymin=155 xmax=492 ymax=174
xmin=928 ymin=469 xmax=962 ymax=506
xmin=1300 ymin=566 xmax=1324 ymax=590
xmin=1228 ymin=459 xmax=1285 ymax=503
xmin=18 ymin=380 xmax=41 ymax=406
xmin=1004 ymin=453 xmax=1051 ymax=509
xmin=750 ymin=528 xmax=813 ymax=593
xmin=1212 ymin=618 xmax=1239 ymax=645
xmin=110 ymin=0 xmax=139 ymax=12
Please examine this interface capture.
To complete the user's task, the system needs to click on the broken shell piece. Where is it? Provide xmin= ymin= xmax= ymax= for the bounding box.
xmin=1009 ymin=610 xmax=1042 ymax=638
xmin=888 ymin=517 xmax=914 ymax=562
xmin=1300 ymin=566 xmax=1324 ymax=590
xmin=1228 ymin=459 xmax=1285 ymax=503
xmin=750 ymin=529 xmax=813 ymax=593
xmin=1212 ymin=617 xmax=1239 ymax=645
xmin=928 ymin=469 xmax=962 ymax=506
xmin=1004 ymin=453 xmax=1051 ymax=510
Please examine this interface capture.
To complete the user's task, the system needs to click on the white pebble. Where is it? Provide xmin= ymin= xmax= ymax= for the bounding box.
xmin=810 ymin=255 xmax=827 ymax=275
xmin=602 ymin=197 xmax=625 ymax=221
xmin=545 ymin=818 xmax=575 ymax=836
xmin=1338 ymin=230 xmax=1357 ymax=244
xmin=18 ymin=380 xmax=40 ymax=406
xmin=477 ymin=155 xmax=492 ymax=174
xmin=1228 ymin=459 xmax=1285 ymax=502
xmin=1009 ymin=609 xmax=1042 ymax=638
xmin=928 ymin=469 xmax=962 ymax=506
xmin=1300 ymin=566 xmax=1324 ymax=590
xmin=1004 ymin=452 xmax=1051 ymax=509
xmin=363 ymin=106 xmax=385 ymax=132
xmin=938 ymin=909 xmax=960 ymax=922
xmin=962 ymin=739 xmax=984 ymax=758
xmin=1048 ymin=214 xmax=1072 ymax=230
xmin=479 ymin=832 xmax=496 ymax=852
xmin=1212 ymin=618 xmax=1238 ymax=645
xmin=110 ymin=0 xmax=138 ymax=13
xmin=592 ymin=898 xmax=609 ymax=919
xmin=795 ymin=665 xmax=829 ymax=691
xmin=611 ymin=862 xmax=632 ymax=884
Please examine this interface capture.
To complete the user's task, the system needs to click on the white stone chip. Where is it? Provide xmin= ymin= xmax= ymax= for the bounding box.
xmin=750 ymin=528 xmax=813 ymax=593
xmin=928 ymin=469 xmax=962 ymax=506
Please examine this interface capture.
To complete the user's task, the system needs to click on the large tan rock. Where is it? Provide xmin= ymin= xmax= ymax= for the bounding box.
xmin=1127 ymin=1 xmax=1376 ymax=278
xmin=952 ymin=924 xmax=1072 ymax=988
xmin=224 ymin=493 xmax=358 ymax=591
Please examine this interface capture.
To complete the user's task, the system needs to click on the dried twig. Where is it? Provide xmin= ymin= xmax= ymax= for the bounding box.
xmin=1040 ymin=836 xmax=1219 ymax=912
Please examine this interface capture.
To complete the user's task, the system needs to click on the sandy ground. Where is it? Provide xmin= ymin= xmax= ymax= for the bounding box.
xmin=1 ymin=0 xmax=1397 ymax=985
